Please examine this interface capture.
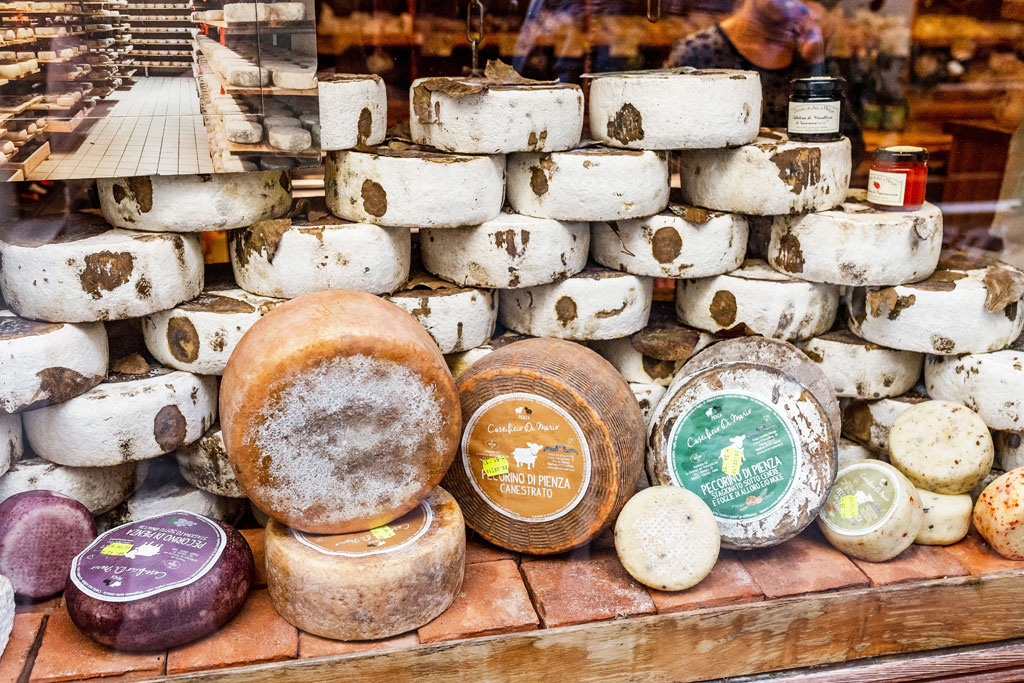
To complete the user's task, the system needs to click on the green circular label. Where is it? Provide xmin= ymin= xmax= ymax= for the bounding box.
xmin=667 ymin=392 xmax=799 ymax=521
xmin=820 ymin=462 xmax=900 ymax=535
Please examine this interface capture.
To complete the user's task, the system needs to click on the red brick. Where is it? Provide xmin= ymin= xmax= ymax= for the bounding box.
xmin=739 ymin=531 xmax=869 ymax=599
xmin=647 ymin=551 xmax=764 ymax=614
xmin=28 ymin=606 xmax=165 ymax=683
xmin=520 ymin=552 xmax=656 ymax=628
xmin=0 ymin=612 xmax=45 ymax=682
xmin=852 ymin=544 xmax=969 ymax=586
xmin=943 ymin=530 xmax=1024 ymax=576
xmin=418 ymin=560 xmax=538 ymax=643
xmin=465 ymin=533 xmax=517 ymax=565
xmin=298 ymin=631 xmax=418 ymax=659
xmin=165 ymin=589 xmax=297 ymax=675
xmin=15 ymin=597 xmax=61 ymax=615
xmin=239 ymin=528 xmax=267 ymax=587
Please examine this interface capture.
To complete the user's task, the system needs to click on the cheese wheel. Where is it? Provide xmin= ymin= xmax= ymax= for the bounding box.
xmin=268 ymin=126 xmax=312 ymax=152
xmin=768 ymin=190 xmax=943 ymax=286
xmin=0 ymin=414 xmax=20 ymax=478
xmin=677 ymin=129 xmax=851 ymax=215
xmin=97 ymin=172 xmax=292 ymax=232
xmin=591 ymin=204 xmax=748 ymax=279
xmin=592 ymin=337 xmax=682 ymax=386
xmin=387 ymin=281 xmax=497 ymax=354
xmin=265 ymin=487 xmax=464 ymax=640
xmin=799 ymin=330 xmax=923 ymax=399
xmin=506 ymin=147 xmax=669 ymax=222
xmin=838 ymin=438 xmax=876 ymax=469
xmin=647 ymin=362 xmax=837 ymax=549
xmin=841 ymin=391 xmax=928 ymax=453
xmin=226 ymin=65 xmax=270 ymax=88
xmin=176 ymin=423 xmax=245 ymax=498
xmin=23 ymin=364 xmax=218 ymax=467
xmin=325 ymin=147 xmax=505 ymax=228
xmin=272 ymin=67 xmax=316 ymax=90
xmin=318 ymin=75 xmax=387 ymax=151
xmin=630 ymin=383 xmax=667 ymax=427
xmin=614 ymin=485 xmax=720 ymax=591
xmin=499 ymin=266 xmax=653 ymax=340
xmin=924 ymin=333 xmax=1024 ymax=430
xmin=0 ymin=457 xmax=140 ymax=515
xmin=591 ymin=320 xmax=714 ymax=386
xmin=224 ymin=118 xmax=263 ymax=144
xmin=420 ymin=211 xmax=589 ymax=289
xmin=915 ymin=489 xmax=971 ymax=545
xmin=444 ymin=338 xmax=644 ymax=554
xmin=220 ymin=291 xmax=461 ymax=534
xmin=889 ymin=400 xmax=994 ymax=495
xmin=847 ymin=252 xmax=1024 ymax=355
xmin=996 ymin=430 xmax=1024 ymax=471
xmin=587 ymin=68 xmax=760 ymax=150
xmin=0 ymin=574 xmax=11 ymax=658
xmin=264 ymin=2 xmax=304 ymax=20
xmin=676 ymin=259 xmax=840 ymax=341
xmin=409 ymin=77 xmax=584 ymax=153
xmin=443 ymin=332 xmax=533 ymax=379
xmin=142 ymin=288 xmax=283 ymax=375
xmin=0 ymin=219 xmax=204 ymax=323
xmin=817 ymin=460 xmax=922 ymax=562
xmin=974 ymin=469 xmax=1024 ymax=559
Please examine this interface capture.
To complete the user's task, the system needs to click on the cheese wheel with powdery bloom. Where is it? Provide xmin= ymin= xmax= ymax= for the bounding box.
xmin=0 ymin=457 xmax=140 ymax=515
xmin=0 ymin=414 xmax=20 ymax=478
xmin=974 ymin=468 xmax=1024 ymax=559
xmin=799 ymin=330 xmax=923 ymax=399
xmin=219 ymin=290 xmax=461 ymax=534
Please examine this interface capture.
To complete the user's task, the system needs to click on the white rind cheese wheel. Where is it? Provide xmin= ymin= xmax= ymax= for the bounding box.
xmin=268 ymin=126 xmax=312 ymax=153
xmin=915 ymin=490 xmax=971 ymax=546
xmin=587 ymin=68 xmax=760 ymax=150
xmin=614 ymin=485 xmax=720 ymax=591
xmin=837 ymin=439 xmax=875 ymax=469
xmin=506 ymin=147 xmax=669 ymax=222
xmin=817 ymin=460 xmax=922 ymax=562
xmin=0 ymin=414 xmax=21 ymax=478
xmin=387 ymin=282 xmax=498 ymax=354
xmin=176 ymin=423 xmax=245 ymax=498
xmin=420 ymin=211 xmax=589 ymax=289
xmin=23 ymin=365 xmax=218 ymax=467
xmin=768 ymin=191 xmax=943 ymax=286
xmin=996 ymin=431 xmax=1024 ymax=471
xmin=142 ymin=288 xmax=283 ymax=376
xmin=0 ymin=311 xmax=108 ymax=414
xmin=409 ymin=78 xmax=583 ymax=153
xmin=975 ymin=468 xmax=1024 ymax=559
xmin=0 ymin=457 xmax=140 ymax=515
xmin=228 ymin=212 xmax=411 ymax=298
xmin=318 ymin=75 xmax=387 ymax=151
xmin=0 ymin=219 xmax=204 ymax=323
xmin=97 ymin=172 xmax=292 ymax=232
xmin=325 ymin=148 xmax=505 ymax=228
xmin=841 ymin=392 xmax=928 ymax=453
xmin=799 ymin=330 xmax=923 ymax=399
xmin=847 ymin=253 xmax=1024 ymax=355
xmin=265 ymin=487 xmax=465 ymax=640
xmin=676 ymin=259 xmax=839 ymax=341
xmin=591 ymin=312 xmax=715 ymax=386
xmin=592 ymin=337 xmax=684 ymax=386
xmin=499 ymin=266 xmax=653 ymax=341
xmin=648 ymin=362 xmax=837 ymax=549
xmin=924 ymin=334 xmax=1024 ymax=430
xmin=0 ymin=574 xmax=11 ymax=657
xmin=889 ymin=400 xmax=994 ymax=495
xmin=591 ymin=204 xmax=748 ymax=279
xmin=630 ymin=383 xmax=667 ymax=428
xmin=677 ymin=129 xmax=851 ymax=215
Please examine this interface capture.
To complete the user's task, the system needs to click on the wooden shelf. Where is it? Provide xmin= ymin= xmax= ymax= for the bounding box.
xmin=43 ymin=102 xmax=91 ymax=131
xmin=201 ymin=18 xmax=313 ymax=35
xmin=0 ymin=94 xmax=43 ymax=113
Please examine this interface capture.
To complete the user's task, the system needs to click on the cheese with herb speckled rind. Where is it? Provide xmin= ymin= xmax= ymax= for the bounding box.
xmin=799 ymin=330 xmax=923 ymax=399
xmin=915 ymin=489 xmax=971 ymax=546
xmin=0 ymin=457 xmax=140 ymax=515
xmin=840 ymin=391 xmax=928 ymax=454
xmin=0 ymin=414 xmax=20 ymax=478
xmin=318 ymin=75 xmax=388 ymax=151
xmin=388 ymin=279 xmax=497 ymax=354
xmin=176 ymin=423 xmax=245 ymax=498
xmin=974 ymin=469 xmax=1024 ymax=559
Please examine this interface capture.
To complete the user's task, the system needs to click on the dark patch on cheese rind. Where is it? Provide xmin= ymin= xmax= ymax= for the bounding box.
xmin=709 ymin=290 xmax=737 ymax=327
xmin=179 ymin=293 xmax=256 ymax=315
xmin=79 ymin=251 xmax=135 ymax=299
xmin=651 ymin=227 xmax=682 ymax=264
xmin=357 ymin=107 xmax=373 ymax=145
xmin=667 ymin=204 xmax=718 ymax=224
xmin=530 ymin=165 xmax=549 ymax=196
xmin=555 ymin=296 xmax=577 ymax=324
xmin=775 ymin=232 xmax=805 ymax=273
xmin=28 ymin=367 xmax=101 ymax=410
xmin=493 ymin=229 xmax=526 ymax=258
xmin=931 ymin=335 xmax=955 ymax=353
xmin=770 ymin=147 xmax=821 ymax=195
xmin=111 ymin=353 xmax=150 ymax=375
xmin=595 ymin=302 xmax=627 ymax=319
xmin=167 ymin=317 xmax=201 ymax=363
xmin=0 ymin=317 xmax=64 ymax=340
xmin=232 ymin=219 xmax=291 ymax=268
xmin=630 ymin=305 xmax=702 ymax=360
xmin=641 ymin=354 xmax=676 ymax=380
xmin=866 ymin=288 xmax=916 ymax=320
xmin=983 ymin=265 xmax=1024 ymax=312
xmin=606 ymin=103 xmax=644 ymax=145
xmin=122 ymin=177 xmax=154 ymax=213
xmin=361 ymin=180 xmax=388 ymax=218
xmin=154 ymin=405 xmax=187 ymax=452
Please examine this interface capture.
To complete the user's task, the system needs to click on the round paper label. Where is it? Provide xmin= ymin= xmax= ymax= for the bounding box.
xmin=668 ymin=392 xmax=800 ymax=522
xmin=70 ymin=511 xmax=227 ymax=603
xmin=820 ymin=462 xmax=900 ymax=535
xmin=462 ymin=392 xmax=591 ymax=523
xmin=291 ymin=501 xmax=433 ymax=557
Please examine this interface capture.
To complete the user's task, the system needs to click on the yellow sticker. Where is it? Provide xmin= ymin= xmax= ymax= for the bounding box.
xmin=100 ymin=542 xmax=133 ymax=556
xmin=840 ymin=495 xmax=859 ymax=519
xmin=482 ymin=456 xmax=510 ymax=477
xmin=721 ymin=447 xmax=743 ymax=476
xmin=370 ymin=526 xmax=395 ymax=540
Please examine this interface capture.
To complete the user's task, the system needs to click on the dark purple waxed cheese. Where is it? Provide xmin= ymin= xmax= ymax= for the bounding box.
xmin=0 ymin=490 xmax=97 ymax=599
xmin=64 ymin=512 xmax=254 ymax=651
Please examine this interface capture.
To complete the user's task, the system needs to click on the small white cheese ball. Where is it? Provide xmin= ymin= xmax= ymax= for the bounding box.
xmin=914 ymin=489 xmax=972 ymax=546
xmin=975 ymin=468 xmax=1024 ymax=559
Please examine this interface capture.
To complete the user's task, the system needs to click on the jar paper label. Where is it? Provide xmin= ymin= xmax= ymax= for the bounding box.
xmin=867 ymin=169 xmax=907 ymax=207
xmin=820 ymin=462 xmax=900 ymax=535
xmin=788 ymin=101 xmax=841 ymax=134
xmin=293 ymin=501 xmax=432 ymax=557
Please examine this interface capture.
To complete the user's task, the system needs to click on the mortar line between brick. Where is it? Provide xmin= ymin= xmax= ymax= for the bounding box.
xmin=517 ymin=562 xmax=549 ymax=629
xmin=17 ymin=611 xmax=48 ymax=683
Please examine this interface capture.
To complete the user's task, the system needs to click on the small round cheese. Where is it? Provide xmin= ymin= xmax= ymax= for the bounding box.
xmin=915 ymin=489 xmax=971 ymax=546
xmin=325 ymin=147 xmax=505 ymax=228
xmin=889 ymin=400 xmax=994 ymax=495
xmin=924 ymin=334 xmax=1024 ymax=430
xmin=387 ymin=282 xmax=497 ymax=354
xmin=97 ymin=172 xmax=292 ymax=232
xmin=265 ymin=487 xmax=465 ymax=640
xmin=591 ymin=204 xmax=748 ymax=279
xmin=847 ymin=252 xmax=1024 ymax=355
xmin=768 ymin=191 xmax=943 ymax=286
xmin=614 ymin=486 xmax=720 ymax=591
xmin=630 ymin=383 xmax=667 ymax=428
xmin=817 ymin=460 xmax=922 ymax=562
xmin=409 ymin=77 xmax=583 ymax=153
xmin=176 ymin=423 xmax=245 ymax=498
xmin=272 ymin=67 xmax=316 ymax=90
xmin=837 ymin=439 xmax=876 ymax=469
xmin=996 ymin=430 xmax=1024 ymax=471
xmin=0 ymin=574 xmax=11 ymax=658
xmin=0 ymin=457 xmax=140 ymax=515
xmin=841 ymin=391 xmax=928 ymax=453
xmin=0 ymin=414 xmax=19 ymax=478
xmin=268 ymin=126 xmax=312 ymax=152
xmin=676 ymin=259 xmax=839 ymax=341
xmin=677 ymin=129 xmax=851 ymax=215
xmin=506 ymin=147 xmax=669 ymax=222
xmin=499 ymin=266 xmax=652 ymax=341
xmin=588 ymin=68 xmax=760 ymax=150
xmin=799 ymin=330 xmax=923 ymax=399
xmin=142 ymin=288 xmax=283 ymax=375
xmin=420 ymin=211 xmax=589 ymax=289
xmin=974 ymin=469 xmax=1024 ymax=559
xmin=318 ymin=74 xmax=387 ymax=151
xmin=648 ymin=362 xmax=836 ymax=549
xmin=23 ymin=364 xmax=218 ymax=467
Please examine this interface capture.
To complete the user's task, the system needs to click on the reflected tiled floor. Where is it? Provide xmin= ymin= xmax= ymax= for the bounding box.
xmin=31 ymin=77 xmax=214 ymax=180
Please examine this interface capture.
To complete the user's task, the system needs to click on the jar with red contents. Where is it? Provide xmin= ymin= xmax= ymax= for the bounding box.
xmin=867 ymin=146 xmax=929 ymax=211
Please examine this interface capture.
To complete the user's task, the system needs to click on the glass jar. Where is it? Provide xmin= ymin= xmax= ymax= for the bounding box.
xmin=787 ymin=77 xmax=846 ymax=142
xmin=867 ymin=146 xmax=929 ymax=211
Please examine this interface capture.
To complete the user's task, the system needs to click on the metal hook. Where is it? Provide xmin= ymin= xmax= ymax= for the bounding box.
xmin=466 ymin=0 xmax=486 ymax=75
xmin=647 ymin=0 xmax=661 ymax=23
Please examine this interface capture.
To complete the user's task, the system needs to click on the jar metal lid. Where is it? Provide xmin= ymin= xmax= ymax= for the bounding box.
xmin=873 ymin=145 xmax=929 ymax=163
xmin=790 ymin=77 xmax=846 ymax=97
